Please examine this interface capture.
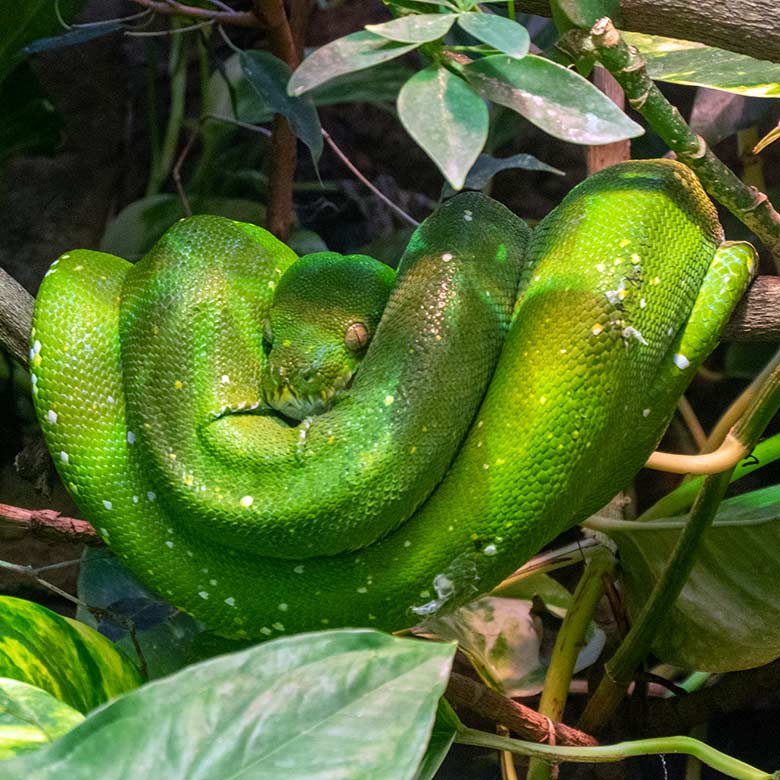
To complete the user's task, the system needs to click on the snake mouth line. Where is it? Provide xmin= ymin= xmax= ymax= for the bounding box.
xmin=265 ymin=372 xmax=355 ymax=421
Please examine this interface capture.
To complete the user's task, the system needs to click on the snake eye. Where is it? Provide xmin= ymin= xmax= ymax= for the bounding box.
xmin=262 ymin=320 xmax=273 ymax=353
xmin=345 ymin=322 xmax=370 ymax=352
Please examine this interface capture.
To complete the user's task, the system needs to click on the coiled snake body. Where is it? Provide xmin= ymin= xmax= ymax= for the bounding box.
xmin=32 ymin=160 xmax=755 ymax=638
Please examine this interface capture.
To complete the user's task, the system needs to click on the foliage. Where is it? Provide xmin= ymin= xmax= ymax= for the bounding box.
xmin=1 ymin=0 xmax=780 ymax=778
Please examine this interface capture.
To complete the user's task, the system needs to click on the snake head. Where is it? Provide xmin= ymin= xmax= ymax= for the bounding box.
xmin=262 ymin=252 xmax=395 ymax=420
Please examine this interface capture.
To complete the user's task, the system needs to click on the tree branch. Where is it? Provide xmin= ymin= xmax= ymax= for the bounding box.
xmin=522 ymin=0 xmax=780 ymax=64
xmin=0 ymin=266 xmax=34 ymax=370
xmin=445 ymin=672 xmax=599 ymax=747
xmin=0 ymin=502 xmax=100 ymax=545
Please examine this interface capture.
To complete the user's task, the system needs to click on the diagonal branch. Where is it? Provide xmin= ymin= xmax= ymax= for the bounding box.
xmin=130 ymin=0 xmax=260 ymax=27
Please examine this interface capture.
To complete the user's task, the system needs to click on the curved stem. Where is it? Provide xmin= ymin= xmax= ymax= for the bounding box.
xmin=455 ymin=727 xmax=774 ymax=780
xmin=645 ymin=434 xmax=747 ymax=475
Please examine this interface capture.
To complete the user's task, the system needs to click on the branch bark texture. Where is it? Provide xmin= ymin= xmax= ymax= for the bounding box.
xmin=523 ymin=0 xmax=780 ymax=64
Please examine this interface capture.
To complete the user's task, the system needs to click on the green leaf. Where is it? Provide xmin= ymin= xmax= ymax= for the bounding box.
xmin=463 ymin=54 xmax=643 ymax=144
xmin=366 ymin=13 xmax=458 ymax=43
xmin=442 ymin=152 xmax=563 ymax=196
xmin=550 ymin=0 xmax=622 ymax=30
xmin=288 ymin=31 xmax=420 ymax=96
xmin=21 ymin=22 xmax=123 ymax=56
xmin=0 ymin=630 xmax=456 ymax=780
xmin=207 ymin=53 xmax=412 ymax=127
xmin=240 ymin=49 xmax=322 ymax=162
xmin=0 ymin=678 xmax=83 ymax=760
xmin=456 ymin=13 xmax=530 ymax=58
xmin=0 ymin=0 xmax=84 ymax=84
xmin=423 ymin=575 xmax=604 ymax=697
xmin=398 ymin=66 xmax=488 ymax=189
xmin=0 ymin=596 xmax=142 ymax=714
xmin=413 ymin=700 xmax=460 ymax=780
xmin=77 ymin=548 xmax=203 ymax=680
xmin=624 ymin=33 xmax=780 ymax=97
xmin=607 ymin=485 xmax=780 ymax=671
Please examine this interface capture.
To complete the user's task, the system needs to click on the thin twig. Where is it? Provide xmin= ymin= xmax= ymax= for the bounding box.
xmin=323 ymin=129 xmax=419 ymax=227
xmin=130 ymin=0 xmax=260 ymax=27
xmin=173 ymin=131 xmax=198 ymax=216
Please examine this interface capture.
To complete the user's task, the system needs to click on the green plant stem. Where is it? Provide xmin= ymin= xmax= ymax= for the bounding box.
xmin=146 ymin=24 xmax=188 ymax=196
xmin=455 ymin=727 xmax=773 ymax=780
xmin=564 ymin=18 xmax=780 ymax=267
xmin=579 ymin=348 xmax=780 ymax=733
xmin=526 ymin=549 xmax=616 ymax=780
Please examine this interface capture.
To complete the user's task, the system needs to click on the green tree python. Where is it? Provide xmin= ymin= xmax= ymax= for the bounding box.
xmin=31 ymin=160 xmax=756 ymax=639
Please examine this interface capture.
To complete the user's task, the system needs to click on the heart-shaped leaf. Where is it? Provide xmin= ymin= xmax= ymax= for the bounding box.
xmin=0 ymin=629 xmax=455 ymax=780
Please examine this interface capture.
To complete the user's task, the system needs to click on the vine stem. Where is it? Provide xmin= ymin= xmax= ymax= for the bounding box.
xmin=130 ymin=0 xmax=259 ymax=27
xmin=578 ymin=348 xmax=780 ymax=733
xmin=526 ymin=549 xmax=616 ymax=780
xmin=455 ymin=727 xmax=774 ymax=780
xmin=563 ymin=18 xmax=780 ymax=268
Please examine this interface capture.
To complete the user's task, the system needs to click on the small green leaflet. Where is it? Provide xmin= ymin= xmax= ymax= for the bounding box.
xmin=624 ymin=32 xmax=780 ymax=97
xmin=398 ymin=66 xmax=488 ymax=190
xmin=366 ymin=13 xmax=458 ymax=43
xmin=0 ymin=629 xmax=456 ymax=780
xmin=288 ymin=31 xmax=419 ymax=96
xmin=463 ymin=54 xmax=643 ymax=144
xmin=456 ymin=13 xmax=530 ymax=59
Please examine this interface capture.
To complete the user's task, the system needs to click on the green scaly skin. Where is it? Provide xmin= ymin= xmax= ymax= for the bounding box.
xmin=31 ymin=161 xmax=756 ymax=639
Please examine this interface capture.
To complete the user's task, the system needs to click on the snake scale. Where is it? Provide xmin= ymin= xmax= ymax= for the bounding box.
xmin=31 ymin=160 xmax=755 ymax=639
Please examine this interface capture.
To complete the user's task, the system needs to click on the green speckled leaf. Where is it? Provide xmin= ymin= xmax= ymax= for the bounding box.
xmin=0 ymin=629 xmax=455 ymax=780
xmin=398 ymin=66 xmax=488 ymax=189
xmin=288 ymin=31 xmax=419 ymax=96
xmin=624 ymin=33 xmax=780 ymax=97
xmin=0 ymin=597 xmax=142 ymax=713
xmin=456 ymin=13 xmax=530 ymax=59
xmin=365 ymin=13 xmax=457 ymax=43
xmin=0 ymin=678 xmax=83 ymax=759
xmin=463 ymin=54 xmax=643 ymax=144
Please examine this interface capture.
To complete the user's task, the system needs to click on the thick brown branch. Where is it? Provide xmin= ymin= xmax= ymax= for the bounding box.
xmin=0 ymin=502 xmax=99 ymax=546
xmin=446 ymin=672 xmax=599 ymax=748
xmin=0 ymin=266 xmax=34 ymax=369
xmin=522 ymin=0 xmax=780 ymax=64
xmin=130 ymin=0 xmax=260 ymax=27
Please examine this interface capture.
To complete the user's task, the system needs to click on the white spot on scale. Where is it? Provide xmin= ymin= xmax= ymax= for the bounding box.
xmin=356 ymin=586 xmax=368 ymax=594
xmin=441 ymin=252 xmax=453 ymax=261
xmin=165 ymin=541 xmax=174 ymax=549
xmin=132 ymin=495 xmax=139 ymax=503
xmin=278 ymin=603 xmax=289 ymax=611
xmin=272 ymin=622 xmax=285 ymax=632
xmin=643 ymin=408 xmax=651 ymax=417
xmin=107 ymin=396 xmax=115 ymax=404
xmin=240 ymin=495 xmax=254 ymax=507
xmin=127 ymin=431 xmax=136 ymax=444
xmin=198 ymin=591 xmax=209 ymax=600
xmin=483 ymin=543 xmax=498 ymax=556
xmin=384 ymin=395 xmax=394 ymax=406
xmin=622 ymin=326 xmax=647 ymax=345
xmin=639 ymin=298 xmax=647 ymax=309
xmin=101 ymin=529 xmax=110 ymax=540
xmin=221 ymin=374 xmax=230 ymax=384
xmin=260 ymin=627 xmax=272 ymax=636
xmin=209 ymin=579 xmax=217 ymax=586
xmin=33 ymin=340 xmax=41 ymax=354
xmin=102 ymin=499 xmax=113 ymax=510
xmin=60 ymin=451 xmax=69 ymax=464
xmin=225 ymin=597 xmax=236 ymax=607
xmin=47 ymin=410 xmax=57 ymax=424
xmin=403 ymin=540 xmax=411 ymax=547
xmin=294 ymin=565 xmax=305 ymax=574
xmin=30 ymin=374 xmax=37 ymax=385
xmin=147 ymin=491 xmax=156 ymax=502
xmin=463 ymin=209 xmax=473 ymax=222
xmin=673 ymin=353 xmax=690 ymax=370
